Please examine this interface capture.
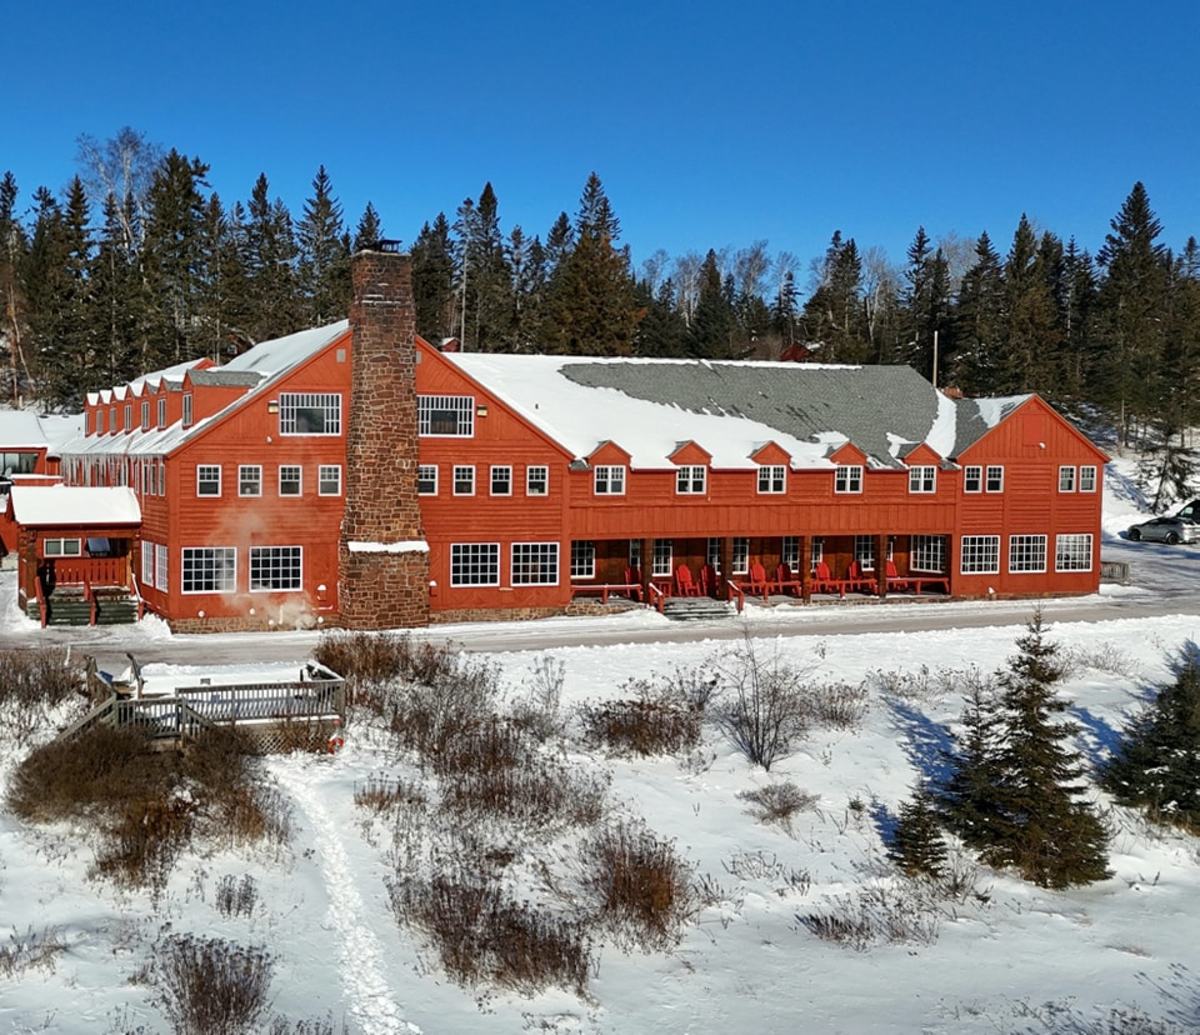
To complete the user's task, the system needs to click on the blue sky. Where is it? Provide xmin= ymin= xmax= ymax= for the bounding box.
xmin=7 ymin=0 xmax=1199 ymax=273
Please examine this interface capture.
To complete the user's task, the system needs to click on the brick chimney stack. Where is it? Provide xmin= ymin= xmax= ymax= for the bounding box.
xmin=338 ymin=245 xmax=430 ymax=628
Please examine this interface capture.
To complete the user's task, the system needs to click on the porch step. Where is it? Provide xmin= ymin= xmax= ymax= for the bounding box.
xmin=662 ymin=597 xmax=736 ymax=621
xmin=26 ymin=594 xmax=140 ymax=626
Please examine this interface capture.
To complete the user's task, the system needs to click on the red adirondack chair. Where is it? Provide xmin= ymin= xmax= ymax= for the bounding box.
xmin=624 ymin=566 xmax=643 ymax=601
xmin=885 ymin=560 xmax=913 ymax=592
xmin=748 ymin=561 xmax=772 ymax=598
xmin=846 ymin=560 xmax=878 ymax=594
xmin=699 ymin=563 xmax=717 ymax=596
xmin=675 ymin=564 xmax=701 ymax=596
xmin=775 ymin=563 xmax=801 ymax=596
xmin=811 ymin=561 xmax=839 ymax=595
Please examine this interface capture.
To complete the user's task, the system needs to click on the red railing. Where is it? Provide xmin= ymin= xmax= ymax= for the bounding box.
xmin=49 ymin=555 xmax=128 ymax=587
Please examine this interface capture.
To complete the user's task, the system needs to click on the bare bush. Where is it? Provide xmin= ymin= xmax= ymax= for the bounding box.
xmin=738 ymin=782 xmax=819 ymax=831
xmin=389 ymin=870 xmax=591 ymax=995
xmin=0 ymin=926 xmax=66 ymax=978
xmin=712 ymin=639 xmax=811 ymax=770
xmin=583 ymin=819 xmax=696 ymax=950
xmin=804 ymin=681 xmax=870 ymax=729
xmin=0 ymin=646 xmax=81 ymax=707
xmin=1064 ymin=642 xmax=1141 ymax=679
xmin=722 ymin=849 xmax=812 ymax=895
xmin=313 ymin=631 xmax=458 ymax=703
xmin=869 ymin=664 xmax=994 ymax=704
xmin=153 ymin=934 xmax=274 ymax=1035
xmin=797 ymin=883 xmax=941 ymax=950
xmin=579 ymin=695 xmax=701 ymax=756
xmin=510 ymin=657 xmax=566 ymax=740
xmin=353 ymin=775 xmax=426 ymax=815
xmin=214 ymin=875 xmax=259 ymax=919
xmin=380 ymin=656 xmax=501 ymax=759
xmin=660 ymin=665 xmax=720 ymax=713
xmin=268 ymin=1015 xmax=350 ymax=1035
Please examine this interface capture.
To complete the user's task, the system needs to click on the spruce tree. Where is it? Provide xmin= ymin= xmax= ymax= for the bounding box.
xmin=1001 ymin=216 xmax=1060 ymax=394
xmin=411 ymin=214 xmax=455 ymax=344
xmin=634 ymin=277 xmax=687 ymax=357
xmin=297 ymin=165 xmax=349 ymax=325
xmin=954 ymin=231 xmax=1005 ymax=392
xmin=352 ymin=202 xmax=382 ymax=251
xmin=942 ymin=679 xmax=1008 ymax=850
xmin=801 ymin=232 xmax=867 ymax=362
xmin=464 ymin=182 xmax=512 ymax=350
xmin=901 ymin=227 xmax=951 ymax=379
xmin=688 ymin=249 xmax=734 ymax=357
xmin=244 ymin=173 xmax=300 ymax=341
xmin=772 ymin=269 xmax=798 ymax=349
xmin=889 ymin=781 xmax=948 ymax=879
xmin=1102 ymin=646 xmax=1200 ymax=832
xmin=90 ymin=192 xmax=144 ymax=385
xmin=0 ymin=171 xmax=30 ymax=404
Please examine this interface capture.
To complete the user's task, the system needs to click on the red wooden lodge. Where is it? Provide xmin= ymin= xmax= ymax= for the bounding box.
xmin=0 ymin=245 xmax=1107 ymax=630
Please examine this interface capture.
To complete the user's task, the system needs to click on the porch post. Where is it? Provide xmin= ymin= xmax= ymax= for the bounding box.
xmin=877 ymin=533 xmax=889 ymax=598
xmin=640 ymin=537 xmax=653 ymax=603
xmin=718 ymin=536 xmax=733 ymax=600
xmin=944 ymin=533 xmax=957 ymax=597
xmin=798 ymin=534 xmax=812 ymax=602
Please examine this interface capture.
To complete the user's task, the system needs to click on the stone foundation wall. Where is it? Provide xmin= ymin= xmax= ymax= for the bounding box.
xmin=429 ymin=598 xmax=637 ymax=625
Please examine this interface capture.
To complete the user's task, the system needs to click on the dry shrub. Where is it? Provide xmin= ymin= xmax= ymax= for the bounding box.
xmin=379 ymin=656 xmax=501 ymax=758
xmin=797 ymin=883 xmax=941 ymax=950
xmin=353 ymin=775 xmax=426 ymax=814
xmin=0 ymin=926 xmax=66 ymax=978
xmin=579 ymin=696 xmax=701 ymax=756
xmin=738 ymin=782 xmax=819 ymax=831
xmin=214 ymin=875 xmax=259 ymax=919
xmin=0 ymin=646 xmax=81 ymax=707
xmin=712 ymin=639 xmax=811 ymax=770
xmin=389 ymin=871 xmax=591 ymax=996
xmin=268 ymin=1015 xmax=350 ymax=1035
xmin=583 ymin=820 xmax=696 ymax=950
xmin=721 ymin=849 xmax=812 ymax=894
xmin=804 ymin=681 xmax=870 ymax=729
xmin=1064 ymin=642 xmax=1141 ymax=679
xmin=510 ymin=657 xmax=567 ymax=740
xmin=314 ymin=631 xmax=457 ymax=702
xmin=153 ymin=933 xmax=274 ymax=1035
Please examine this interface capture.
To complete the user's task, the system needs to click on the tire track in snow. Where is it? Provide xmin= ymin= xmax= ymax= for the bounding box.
xmin=275 ymin=761 xmax=420 ymax=1035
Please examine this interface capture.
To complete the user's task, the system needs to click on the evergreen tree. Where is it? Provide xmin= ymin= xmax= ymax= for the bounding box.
xmin=463 ymin=182 xmax=512 ymax=349
xmin=46 ymin=177 xmax=94 ymax=406
xmin=1102 ymin=645 xmax=1200 ymax=832
xmin=953 ymin=231 xmax=1005 ymax=392
xmin=889 ymin=781 xmax=948 ymax=879
xmin=1060 ymin=239 xmax=1098 ymax=398
xmin=1001 ymin=216 xmax=1060 ymax=394
xmin=243 ymin=173 xmax=300 ymax=342
xmin=352 ymin=201 xmax=382 ymax=251
xmin=90 ymin=192 xmax=144 ymax=384
xmin=0 ymin=171 xmax=31 ymax=404
xmin=505 ymin=225 xmax=543 ymax=351
xmin=543 ymin=211 xmax=574 ymax=275
xmin=771 ymin=269 xmax=798 ymax=349
xmin=688 ymin=249 xmax=734 ymax=357
xmin=801 ymin=232 xmax=866 ymax=362
xmin=411 ymin=214 xmax=455 ymax=345
xmin=901 ymin=227 xmax=951 ymax=380
xmin=297 ymin=165 xmax=349 ymax=325
xmin=942 ymin=679 xmax=1008 ymax=850
xmin=634 ymin=277 xmax=687 ymax=356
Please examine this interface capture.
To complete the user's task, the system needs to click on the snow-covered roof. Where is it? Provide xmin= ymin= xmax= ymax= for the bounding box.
xmin=225 ymin=320 xmax=348 ymax=376
xmin=0 ymin=410 xmax=49 ymax=448
xmin=8 ymin=485 xmax=141 ymax=526
xmin=444 ymin=353 xmax=974 ymax=470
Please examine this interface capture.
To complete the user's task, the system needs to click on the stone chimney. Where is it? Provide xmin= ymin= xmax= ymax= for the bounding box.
xmin=338 ymin=245 xmax=430 ymax=629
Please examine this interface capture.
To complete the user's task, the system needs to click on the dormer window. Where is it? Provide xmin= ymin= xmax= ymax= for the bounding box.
xmin=594 ymin=465 xmax=625 ymax=495
xmin=757 ymin=465 xmax=786 ymax=494
xmin=182 ymin=394 xmax=193 ymax=428
xmin=141 ymin=401 xmax=150 ymax=430
xmin=675 ymin=465 xmax=707 ymax=495
xmin=157 ymin=398 xmax=166 ymax=428
xmin=123 ymin=404 xmax=131 ymax=430
xmin=834 ymin=465 xmax=863 ymax=494
xmin=908 ymin=465 xmax=937 ymax=493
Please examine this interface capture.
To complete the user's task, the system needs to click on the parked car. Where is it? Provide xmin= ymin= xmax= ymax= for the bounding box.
xmin=1127 ymin=499 xmax=1200 ymax=544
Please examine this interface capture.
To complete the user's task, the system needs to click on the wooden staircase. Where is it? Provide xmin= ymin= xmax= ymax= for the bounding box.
xmin=27 ymin=586 xmax=140 ymax=626
xmin=661 ymin=597 xmax=736 ymax=621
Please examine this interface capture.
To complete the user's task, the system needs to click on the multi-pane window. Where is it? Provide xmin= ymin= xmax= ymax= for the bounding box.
xmin=964 ymin=466 xmax=982 ymax=493
xmin=196 ymin=465 xmax=222 ymax=497
xmin=675 ymin=465 xmax=707 ymax=494
xmin=181 ymin=546 xmax=236 ymax=593
xmin=141 ymin=541 xmax=155 ymax=588
xmin=124 ymin=404 xmax=131 ymax=429
xmin=1079 ymin=465 xmax=1097 ymax=493
xmin=417 ymin=465 xmax=438 ymax=495
xmin=239 ymin=465 xmax=262 ymax=497
xmin=511 ymin=542 xmax=560 ymax=586
xmin=250 ymin=545 xmax=303 ymax=591
xmin=854 ymin=534 xmax=876 ymax=571
xmin=652 ymin=539 xmax=673 ymax=577
xmin=811 ymin=537 xmax=824 ymax=570
xmin=628 ymin=539 xmax=642 ymax=572
xmin=418 ymin=395 xmax=475 ymax=437
xmin=960 ymin=535 xmax=1001 ymax=574
xmin=594 ymin=465 xmax=626 ymax=495
xmin=155 ymin=544 xmax=168 ymax=592
xmin=1058 ymin=465 xmax=1076 ymax=492
xmin=96 ymin=410 xmax=105 ymax=434
xmin=450 ymin=543 xmax=500 ymax=586
xmin=280 ymin=393 xmax=341 ymax=435
xmin=141 ymin=401 xmax=150 ymax=430
xmin=985 ymin=465 xmax=1004 ymax=493
xmin=908 ymin=465 xmax=937 ymax=493
xmin=757 ymin=465 xmax=787 ymax=494
xmin=781 ymin=536 xmax=799 ymax=571
xmin=1009 ymin=534 xmax=1047 ymax=573
xmin=278 ymin=465 xmax=302 ymax=497
xmin=526 ymin=466 xmax=549 ymax=496
xmin=157 ymin=398 xmax=166 ymax=428
xmin=1055 ymin=533 xmax=1094 ymax=572
xmin=318 ymin=465 xmax=342 ymax=496
xmin=490 ymin=465 xmax=512 ymax=496
xmin=453 ymin=465 xmax=475 ymax=496
xmin=182 ymin=394 xmax=193 ymax=428
xmin=835 ymin=465 xmax=863 ymax=493
xmin=732 ymin=537 xmax=749 ymax=575
xmin=910 ymin=535 xmax=946 ymax=573
xmin=43 ymin=538 xmax=81 ymax=557
xmin=570 ymin=540 xmax=596 ymax=579
xmin=706 ymin=537 xmax=722 ymax=574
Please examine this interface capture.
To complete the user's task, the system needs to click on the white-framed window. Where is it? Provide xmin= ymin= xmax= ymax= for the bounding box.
xmin=854 ymin=534 xmax=876 ymax=571
xmin=196 ymin=464 xmax=222 ymax=497
xmin=157 ymin=398 xmax=166 ymax=428
xmin=811 ymin=537 xmax=824 ymax=570
xmin=109 ymin=405 xmax=116 ymax=431
xmin=141 ymin=541 xmax=155 ymax=588
xmin=594 ymin=465 xmax=625 ymax=495
xmin=782 ymin=536 xmax=799 ymax=571
xmin=570 ymin=540 xmax=596 ymax=579
xmin=141 ymin=463 xmax=154 ymax=496
xmin=141 ymin=400 xmax=150 ymax=430
xmin=96 ymin=410 xmax=104 ymax=434
xmin=1009 ymin=534 xmax=1047 ymax=573
xmin=490 ymin=465 xmax=512 ymax=496
xmin=732 ymin=537 xmax=749 ymax=575
xmin=985 ymin=465 xmax=1004 ymax=493
xmin=238 ymin=464 xmax=262 ymax=498
xmin=960 ymin=535 xmax=1001 ymax=574
xmin=911 ymin=535 xmax=946 ymax=573
xmin=450 ymin=543 xmax=499 ymax=586
xmin=706 ymin=537 xmax=722 ymax=574
xmin=757 ymin=465 xmax=787 ymax=494
xmin=417 ymin=465 xmax=438 ymax=495
xmin=1058 ymin=465 xmax=1076 ymax=493
xmin=418 ymin=394 xmax=474 ymax=437
xmin=43 ymin=537 xmax=82 ymax=557
xmin=1079 ymin=465 xmax=1097 ymax=493
xmin=249 ymin=545 xmax=303 ymax=591
xmin=278 ymin=465 xmax=302 ymax=497
xmin=123 ymin=404 xmax=131 ymax=429
xmin=964 ymin=465 xmax=982 ymax=493
xmin=1055 ymin=533 xmax=1094 ymax=573
xmin=318 ymin=465 xmax=342 ymax=497
xmin=628 ymin=539 xmax=642 ymax=571
xmin=511 ymin=542 xmax=559 ymax=586
xmin=453 ymin=465 xmax=475 ymax=496
xmin=181 ymin=546 xmax=236 ymax=594
xmin=182 ymin=394 xmax=193 ymax=428
xmin=157 ymin=459 xmax=166 ymax=496
xmin=526 ymin=465 xmax=549 ymax=496
xmin=908 ymin=465 xmax=937 ymax=493
xmin=652 ymin=539 xmax=673 ymax=577
xmin=835 ymin=465 xmax=863 ymax=493
xmin=280 ymin=392 xmax=342 ymax=435
xmin=155 ymin=544 xmax=168 ymax=592
xmin=675 ymin=465 xmax=707 ymax=494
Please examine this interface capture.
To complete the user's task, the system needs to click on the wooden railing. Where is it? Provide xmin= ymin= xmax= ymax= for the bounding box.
xmin=647 ymin=582 xmax=666 ymax=615
xmin=726 ymin=581 xmax=746 ymax=614
xmin=51 ymin=555 xmax=127 ymax=587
